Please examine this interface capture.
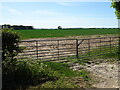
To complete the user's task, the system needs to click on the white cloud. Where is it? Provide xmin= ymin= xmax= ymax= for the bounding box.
xmin=1 ymin=5 xmax=24 ymax=16
xmin=24 ymin=9 xmax=66 ymax=19
xmin=33 ymin=10 xmax=63 ymax=16
xmin=8 ymin=8 xmax=22 ymax=16
xmin=9 ymin=8 xmax=17 ymax=13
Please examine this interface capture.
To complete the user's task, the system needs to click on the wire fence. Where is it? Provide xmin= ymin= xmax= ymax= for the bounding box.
xmin=17 ymin=37 xmax=119 ymax=62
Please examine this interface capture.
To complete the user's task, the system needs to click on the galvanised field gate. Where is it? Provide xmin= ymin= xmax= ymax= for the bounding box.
xmin=17 ymin=37 xmax=119 ymax=62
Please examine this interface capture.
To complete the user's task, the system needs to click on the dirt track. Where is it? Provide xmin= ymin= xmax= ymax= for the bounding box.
xmin=88 ymin=61 xmax=119 ymax=88
xmin=69 ymin=58 xmax=119 ymax=88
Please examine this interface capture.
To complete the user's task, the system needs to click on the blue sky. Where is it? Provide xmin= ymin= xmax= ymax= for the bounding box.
xmin=0 ymin=2 xmax=118 ymax=28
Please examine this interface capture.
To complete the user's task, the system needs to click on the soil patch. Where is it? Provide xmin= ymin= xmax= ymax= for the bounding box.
xmin=69 ymin=58 xmax=119 ymax=88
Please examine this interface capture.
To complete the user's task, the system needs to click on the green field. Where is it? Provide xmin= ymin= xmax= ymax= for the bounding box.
xmin=15 ymin=28 xmax=118 ymax=39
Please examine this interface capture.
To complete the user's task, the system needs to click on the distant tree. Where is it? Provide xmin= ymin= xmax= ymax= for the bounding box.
xmin=58 ymin=26 xmax=62 ymax=29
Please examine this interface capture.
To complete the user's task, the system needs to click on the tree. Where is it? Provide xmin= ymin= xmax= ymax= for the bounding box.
xmin=58 ymin=26 xmax=62 ymax=29
xmin=111 ymin=1 xmax=120 ymax=60
xmin=111 ymin=1 xmax=120 ymax=19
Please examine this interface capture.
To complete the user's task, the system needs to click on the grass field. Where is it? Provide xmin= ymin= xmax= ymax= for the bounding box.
xmin=15 ymin=28 xmax=118 ymax=39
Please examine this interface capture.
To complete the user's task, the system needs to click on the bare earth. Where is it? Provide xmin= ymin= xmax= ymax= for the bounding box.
xmin=69 ymin=58 xmax=120 ymax=88
xmin=87 ymin=61 xmax=119 ymax=88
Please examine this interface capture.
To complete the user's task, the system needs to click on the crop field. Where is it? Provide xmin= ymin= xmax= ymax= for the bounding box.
xmin=15 ymin=28 xmax=118 ymax=39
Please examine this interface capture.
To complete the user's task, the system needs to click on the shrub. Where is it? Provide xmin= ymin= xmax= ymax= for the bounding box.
xmin=2 ymin=60 xmax=60 ymax=89
xmin=2 ymin=28 xmax=20 ymax=61
xmin=2 ymin=28 xmax=22 ymax=89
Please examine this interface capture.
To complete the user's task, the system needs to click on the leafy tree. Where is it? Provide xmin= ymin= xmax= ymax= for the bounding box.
xmin=111 ymin=1 xmax=120 ymax=19
xmin=111 ymin=1 xmax=120 ymax=60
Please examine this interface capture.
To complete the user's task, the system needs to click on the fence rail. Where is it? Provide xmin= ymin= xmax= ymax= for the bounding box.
xmin=17 ymin=37 xmax=119 ymax=62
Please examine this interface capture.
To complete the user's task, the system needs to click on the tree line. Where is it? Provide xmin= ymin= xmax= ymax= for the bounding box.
xmin=0 ymin=24 xmax=34 ymax=30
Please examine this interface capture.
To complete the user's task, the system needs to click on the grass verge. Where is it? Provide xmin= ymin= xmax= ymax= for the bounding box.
xmin=28 ymin=62 xmax=91 ymax=89
xmin=3 ymin=60 xmax=91 ymax=89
